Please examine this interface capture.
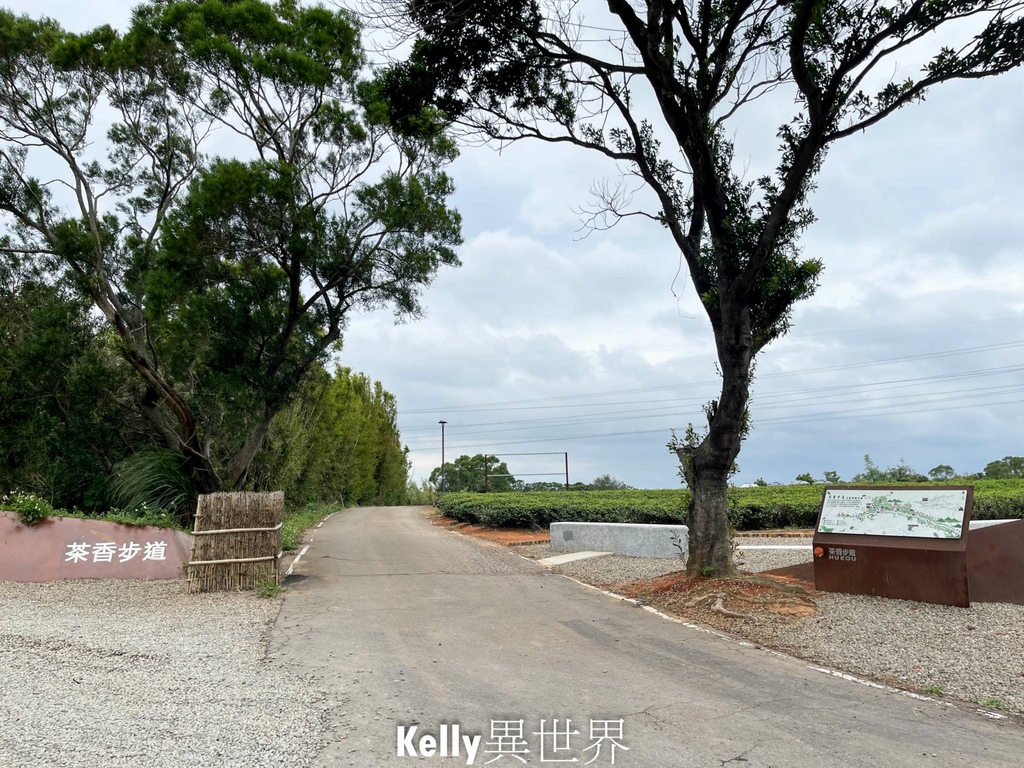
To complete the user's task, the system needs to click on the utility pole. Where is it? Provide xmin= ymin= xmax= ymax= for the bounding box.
xmin=438 ymin=420 xmax=447 ymax=493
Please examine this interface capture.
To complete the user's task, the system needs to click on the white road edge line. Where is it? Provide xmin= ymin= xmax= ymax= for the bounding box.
xmin=448 ymin=528 xmax=1015 ymax=720
xmin=285 ymin=545 xmax=310 ymax=577
xmin=978 ymin=710 xmax=1009 ymax=720
xmin=468 ymin=534 xmax=1012 ymax=722
xmin=530 ymin=561 xmax=967 ymax=716
xmin=284 ymin=512 xmax=335 ymax=577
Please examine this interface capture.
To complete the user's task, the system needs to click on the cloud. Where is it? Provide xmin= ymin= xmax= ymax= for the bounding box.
xmin=10 ymin=0 xmax=1023 ymax=489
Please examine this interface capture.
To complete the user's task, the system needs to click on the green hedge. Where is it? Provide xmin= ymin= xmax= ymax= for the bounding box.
xmin=435 ymin=479 xmax=1024 ymax=531
xmin=437 ymin=489 xmax=685 ymax=528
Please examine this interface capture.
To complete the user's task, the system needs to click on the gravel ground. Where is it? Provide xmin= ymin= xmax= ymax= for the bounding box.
xmin=5 ymin=537 xmax=1022 ymax=768
xmin=0 ymin=580 xmax=328 ymax=768
xmin=516 ymin=538 xmax=1024 ymax=717
xmin=770 ymin=594 xmax=1024 ymax=714
xmin=514 ymin=537 xmax=814 ymax=580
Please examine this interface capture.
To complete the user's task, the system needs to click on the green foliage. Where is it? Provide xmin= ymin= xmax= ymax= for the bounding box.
xmin=0 ymin=277 xmax=142 ymax=510
xmin=0 ymin=491 xmax=55 ymax=526
xmin=110 ymin=447 xmax=198 ymax=525
xmin=437 ymin=489 xmax=686 ymax=527
xmin=519 ymin=481 xmax=568 ymax=492
xmin=928 ymin=465 xmax=957 ymax=481
xmin=795 ymin=472 xmax=815 ymax=484
xmin=668 ymin=530 xmax=686 ymax=561
xmin=823 ymin=471 xmax=841 ymax=484
xmin=0 ymin=0 xmax=460 ymax=495
xmin=405 ymin=478 xmax=435 ymax=505
xmin=588 ymin=474 xmax=633 ymax=490
xmin=281 ymin=502 xmax=336 ymax=552
xmin=0 ymin=491 xmax=186 ymax=530
xmin=254 ymin=578 xmax=284 ymax=599
xmin=983 ymin=457 xmax=1024 ymax=479
xmin=430 ymin=454 xmax=517 ymax=493
xmin=435 ymin=480 xmax=1024 ymax=530
xmin=852 ymin=455 xmax=929 ymax=483
xmin=975 ymin=696 xmax=1007 ymax=711
xmin=82 ymin=505 xmax=182 ymax=530
xmin=250 ymin=366 xmax=410 ymax=508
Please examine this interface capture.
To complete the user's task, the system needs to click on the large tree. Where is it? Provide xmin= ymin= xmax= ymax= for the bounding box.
xmin=983 ymin=456 xmax=1024 ymax=478
xmin=0 ymin=0 xmax=461 ymax=503
xmin=429 ymin=453 xmax=517 ymax=492
xmin=383 ymin=0 xmax=1024 ymax=576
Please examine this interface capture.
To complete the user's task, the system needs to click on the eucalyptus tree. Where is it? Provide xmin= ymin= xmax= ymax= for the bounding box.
xmin=381 ymin=0 xmax=1024 ymax=575
xmin=0 ymin=1 xmax=461 ymax=499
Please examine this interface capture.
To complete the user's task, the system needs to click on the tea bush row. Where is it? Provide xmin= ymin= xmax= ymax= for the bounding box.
xmin=435 ymin=479 xmax=1024 ymax=530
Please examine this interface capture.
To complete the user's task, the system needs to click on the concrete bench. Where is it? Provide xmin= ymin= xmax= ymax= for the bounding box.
xmin=549 ymin=522 xmax=689 ymax=559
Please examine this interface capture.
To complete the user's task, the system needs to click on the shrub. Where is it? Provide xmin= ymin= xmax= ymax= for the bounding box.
xmin=434 ymin=480 xmax=1024 ymax=530
xmin=0 ymin=492 xmax=57 ymax=526
xmin=110 ymin=447 xmax=197 ymax=524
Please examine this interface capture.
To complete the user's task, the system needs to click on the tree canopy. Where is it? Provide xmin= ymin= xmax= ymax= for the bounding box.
xmin=852 ymin=455 xmax=929 ymax=483
xmin=430 ymin=454 xmax=517 ymax=492
xmin=983 ymin=456 xmax=1024 ymax=478
xmin=928 ymin=464 xmax=957 ymax=481
xmin=383 ymin=0 xmax=1024 ymax=575
xmin=0 ymin=0 xmax=461 ymax=512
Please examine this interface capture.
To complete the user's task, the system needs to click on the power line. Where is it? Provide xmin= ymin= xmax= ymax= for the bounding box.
xmin=402 ymin=339 xmax=1024 ymax=414
xmin=405 ymin=392 xmax=1024 ymax=454
xmin=397 ymin=363 xmax=1024 ymax=433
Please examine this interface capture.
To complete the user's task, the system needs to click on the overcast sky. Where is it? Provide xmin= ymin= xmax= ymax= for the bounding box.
xmin=10 ymin=1 xmax=1024 ymax=489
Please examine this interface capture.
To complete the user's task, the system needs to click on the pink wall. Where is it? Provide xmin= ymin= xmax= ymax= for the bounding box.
xmin=0 ymin=511 xmax=193 ymax=582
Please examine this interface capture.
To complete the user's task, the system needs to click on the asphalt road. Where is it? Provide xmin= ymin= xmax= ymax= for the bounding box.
xmin=269 ymin=506 xmax=1024 ymax=767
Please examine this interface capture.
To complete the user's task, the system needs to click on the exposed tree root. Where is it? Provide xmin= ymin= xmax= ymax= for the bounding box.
xmin=683 ymin=590 xmax=751 ymax=619
xmin=711 ymin=597 xmax=751 ymax=620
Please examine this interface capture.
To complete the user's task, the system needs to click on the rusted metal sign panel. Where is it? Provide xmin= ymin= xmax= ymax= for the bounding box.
xmin=966 ymin=519 xmax=1024 ymax=605
xmin=812 ymin=486 xmax=973 ymax=607
xmin=0 ymin=512 xmax=192 ymax=582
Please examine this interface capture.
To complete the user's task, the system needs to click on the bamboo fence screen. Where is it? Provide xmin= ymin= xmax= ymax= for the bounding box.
xmin=187 ymin=491 xmax=284 ymax=593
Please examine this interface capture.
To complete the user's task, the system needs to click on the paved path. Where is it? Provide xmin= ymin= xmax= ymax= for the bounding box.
xmin=269 ymin=506 xmax=1024 ymax=767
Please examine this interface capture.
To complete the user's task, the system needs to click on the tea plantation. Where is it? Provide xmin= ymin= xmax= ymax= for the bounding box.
xmin=434 ymin=480 xmax=1024 ymax=531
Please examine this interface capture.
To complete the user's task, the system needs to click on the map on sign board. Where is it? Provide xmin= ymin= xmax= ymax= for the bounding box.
xmin=817 ymin=489 xmax=968 ymax=539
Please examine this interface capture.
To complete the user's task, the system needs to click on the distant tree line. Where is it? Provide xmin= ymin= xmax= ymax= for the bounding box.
xmin=789 ymin=455 xmax=1024 ymax=485
xmin=428 ymin=455 xmax=633 ymax=493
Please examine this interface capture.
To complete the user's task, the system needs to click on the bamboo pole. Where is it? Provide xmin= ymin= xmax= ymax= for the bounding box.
xmin=191 ymin=523 xmax=283 ymax=536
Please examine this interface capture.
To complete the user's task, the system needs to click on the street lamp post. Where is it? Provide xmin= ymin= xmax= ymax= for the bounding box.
xmin=438 ymin=420 xmax=447 ymax=493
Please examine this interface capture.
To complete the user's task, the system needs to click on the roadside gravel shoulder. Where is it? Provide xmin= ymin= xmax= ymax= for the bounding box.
xmin=514 ymin=539 xmax=1024 ymax=718
xmin=0 ymin=579 xmax=329 ymax=768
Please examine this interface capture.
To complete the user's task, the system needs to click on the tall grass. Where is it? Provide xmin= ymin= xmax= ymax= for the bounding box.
xmin=110 ymin=447 xmax=197 ymax=523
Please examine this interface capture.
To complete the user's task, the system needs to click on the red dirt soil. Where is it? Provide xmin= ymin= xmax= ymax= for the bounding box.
xmin=425 ymin=509 xmax=819 ymax=627
xmin=426 ymin=512 xmax=550 ymax=545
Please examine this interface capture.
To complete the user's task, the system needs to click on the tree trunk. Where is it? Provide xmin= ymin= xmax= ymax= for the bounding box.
xmin=224 ymin=414 xmax=275 ymax=490
xmin=677 ymin=445 xmax=739 ymax=578
xmin=675 ymin=298 xmax=753 ymax=578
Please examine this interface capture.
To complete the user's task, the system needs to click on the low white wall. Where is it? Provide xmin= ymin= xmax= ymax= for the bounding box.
xmin=549 ymin=522 xmax=689 ymax=559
